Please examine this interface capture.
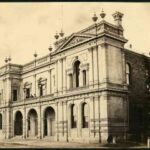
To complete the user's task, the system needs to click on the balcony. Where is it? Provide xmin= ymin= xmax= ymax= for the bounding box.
xmin=11 ymin=93 xmax=54 ymax=106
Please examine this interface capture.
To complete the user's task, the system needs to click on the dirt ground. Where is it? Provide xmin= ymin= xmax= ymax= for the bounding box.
xmin=0 ymin=138 xmax=147 ymax=148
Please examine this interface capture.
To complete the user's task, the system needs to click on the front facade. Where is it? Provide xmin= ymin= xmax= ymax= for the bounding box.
xmin=0 ymin=11 xmax=149 ymax=143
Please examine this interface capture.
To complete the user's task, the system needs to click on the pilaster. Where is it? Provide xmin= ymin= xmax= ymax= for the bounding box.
xmin=93 ymin=46 xmax=98 ymax=88
xmin=88 ymin=48 xmax=94 ymax=88
xmin=63 ymin=58 xmax=67 ymax=94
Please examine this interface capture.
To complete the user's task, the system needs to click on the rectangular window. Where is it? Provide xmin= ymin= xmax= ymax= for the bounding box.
xmin=26 ymin=88 xmax=30 ymax=98
xmin=13 ymin=89 xmax=18 ymax=101
xmin=39 ymin=84 xmax=46 ymax=96
xmin=69 ymin=74 xmax=73 ymax=89
xmin=83 ymin=70 xmax=87 ymax=86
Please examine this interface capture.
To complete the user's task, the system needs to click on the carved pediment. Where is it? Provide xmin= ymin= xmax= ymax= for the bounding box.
xmin=58 ymin=34 xmax=93 ymax=51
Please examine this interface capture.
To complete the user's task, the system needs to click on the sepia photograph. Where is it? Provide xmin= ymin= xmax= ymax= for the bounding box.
xmin=0 ymin=2 xmax=149 ymax=148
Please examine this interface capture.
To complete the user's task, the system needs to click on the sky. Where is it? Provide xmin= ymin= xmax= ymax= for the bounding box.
xmin=0 ymin=2 xmax=150 ymax=66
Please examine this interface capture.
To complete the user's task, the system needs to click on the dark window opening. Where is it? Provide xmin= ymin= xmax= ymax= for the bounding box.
xmin=71 ymin=104 xmax=77 ymax=128
xmin=73 ymin=60 xmax=80 ymax=88
xmin=69 ymin=74 xmax=73 ymax=89
xmin=0 ymin=114 xmax=2 ymax=130
xmin=38 ymin=79 xmax=46 ymax=97
xmin=26 ymin=88 xmax=30 ymax=99
xmin=28 ymin=117 xmax=30 ymax=130
xmin=82 ymin=103 xmax=88 ymax=128
xmin=83 ymin=70 xmax=87 ymax=86
xmin=126 ymin=63 xmax=131 ymax=85
xmin=13 ymin=89 xmax=18 ymax=101
xmin=39 ymin=85 xmax=43 ymax=96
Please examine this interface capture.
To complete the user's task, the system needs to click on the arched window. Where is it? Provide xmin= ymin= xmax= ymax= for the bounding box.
xmin=82 ymin=103 xmax=88 ymax=128
xmin=73 ymin=60 xmax=80 ymax=88
xmin=126 ymin=63 xmax=131 ymax=85
xmin=83 ymin=70 xmax=87 ymax=86
xmin=71 ymin=104 xmax=77 ymax=128
xmin=0 ymin=114 xmax=2 ymax=130
xmin=38 ymin=78 xmax=47 ymax=97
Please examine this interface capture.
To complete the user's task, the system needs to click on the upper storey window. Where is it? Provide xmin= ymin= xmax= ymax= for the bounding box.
xmin=13 ymin=89 xmax=18 ymax=101
xmin=24 ymin=82 xmax=32 ymax=99
xmin=38 ymin=78 xmax=47 ymax=97
xmin=73 ymin=60 xmax=80 ymax=88
xmin=126 ymin=63 xmax=131 ymax=85
xmin=83 ymin=70 xmax=87 ymax=86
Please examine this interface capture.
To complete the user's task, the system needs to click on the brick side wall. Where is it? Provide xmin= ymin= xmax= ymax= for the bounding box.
xmin=125 ymin=49 xmax=150 ymax=142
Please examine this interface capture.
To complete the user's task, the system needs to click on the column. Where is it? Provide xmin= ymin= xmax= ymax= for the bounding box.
xmin=6 ymin=107 xmax=11 ymax=139
xmin=6 ymin=78 xmax=11 ymax=104
xmin=54 ymin=62 xmax=58 ymax=95
xmin=41 ymin=109 xmax=44 ymax=139
xmin=58 ymin=101 xmax=63 ymax=140
xmin=63 ymin=58 xmax=67 ymax=94
xmin=49 ymin=69 xmax=51 ymax=94
xmin=63 ymin=101 xmax=68 ymax=141
xmin=87 ymin=67 xmax=89 ymax=87
xmin=96 ymin=46 xmax=100 ymax=87
xmin=78 ymin=101 xmax=82 ymax=137
xmin=94 ymin=96 xmax=100 ymax=141
xmin=33 ymin=74 xmax=37 ymax=97
xmin=23 ymin=107 xmax=26 ymax=139
xmin=58 ymin=59 xmax=63 ymax=94
xmin=55 ymin=102 xmax=59 ymax=141
xmin=100 ymin=93 xmax=109 ymax=143
xmin=88 ymin=48 xmax=94 ymax=88
xmin=90 ymin=97 xmax=95 ymax=139
xmin=26 ymin=113 xmax=28 ymax=138
xmin=93 ymin=47 xmax=98 ymax=88
xmin=97 ymin=45 xmax=104 ymax=84
xmin=38 ymin=105 xmax=41 ymax=139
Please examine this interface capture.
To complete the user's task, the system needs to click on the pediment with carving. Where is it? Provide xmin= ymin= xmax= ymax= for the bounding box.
xmin=58 ymin=34 xmax=93 ymax=51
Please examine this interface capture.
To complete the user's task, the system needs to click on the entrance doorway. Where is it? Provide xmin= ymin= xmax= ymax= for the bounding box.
xmin=44 ymin=107 xmax=55 ymax=137
xmin=28 ymin=109 xmax=38 ymax=137
xmin=14 ymin=111 xmax=23 ymax=136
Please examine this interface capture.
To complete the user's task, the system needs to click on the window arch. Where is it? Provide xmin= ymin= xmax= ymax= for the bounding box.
xmin=0 ymin=114 xmax=2 ymax=130
xmin=126 ymin=63 xmax=131 ymax=85
xmin=38 ymin=78 xmax=47 ymax=96
xmin=73 ymin=60 xmax=80 ymax=88
xmin=82 ymin=103 xmax=88 ymax=128
xmin=71 ymin=104 xmax=77 ymax=128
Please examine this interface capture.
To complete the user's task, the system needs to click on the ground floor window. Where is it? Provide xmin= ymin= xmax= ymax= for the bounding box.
xmin=0 ymin=114 xmax=2 ymax=130
xmin=71 ymin=104 xmax=77 ymax=128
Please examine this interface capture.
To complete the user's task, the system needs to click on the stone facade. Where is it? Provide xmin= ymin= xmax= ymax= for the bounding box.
xmin=0 ymin=11 xmax=149 ymax=143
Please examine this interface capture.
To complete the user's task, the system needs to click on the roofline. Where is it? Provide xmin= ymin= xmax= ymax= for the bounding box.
xmin=124 ymin=48 xmax=150 ymax=59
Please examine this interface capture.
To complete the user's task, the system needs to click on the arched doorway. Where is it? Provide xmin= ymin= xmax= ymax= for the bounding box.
xmin=14 ymin=111 xmax=23 ymax=136
xmin=43 ymin=107 xmax=55 ymax=137
xmin=28 ymin=109 xmax=38 ymax=137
